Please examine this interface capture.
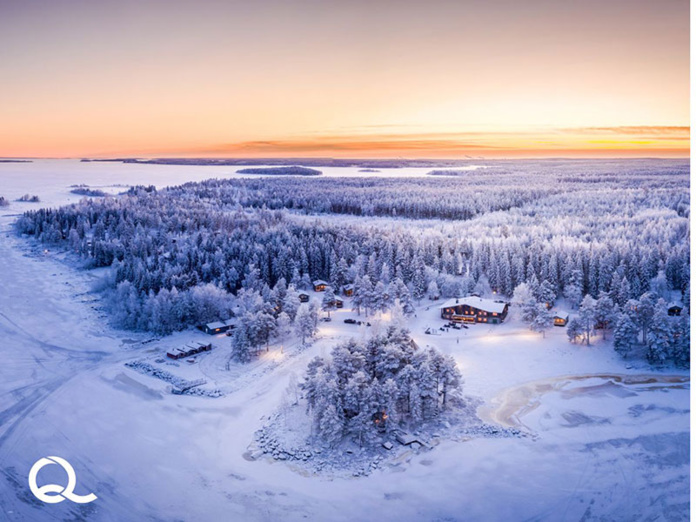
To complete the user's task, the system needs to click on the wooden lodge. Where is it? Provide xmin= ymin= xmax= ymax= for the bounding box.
xmin=553 ymin=311 xmax=569 ymax=327
xmin=342 ymin=284 xmax=354 ymax=297
xmin=313 ymin=279 xmax=329 ymax=292
xmin=299 ymin=292 xmax=310 ymax=303
xmin=167 ymin=341 xmax=212 ymax=360
xmin=334 ymin=298 xmax=344 ymax=309
xmin=201 ymin=318 xmax=237 ymax=335
xmin=440 ymin=296 xmax=508 ymax=324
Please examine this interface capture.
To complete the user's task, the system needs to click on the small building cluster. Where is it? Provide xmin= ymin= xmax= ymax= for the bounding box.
xmin=440 ymin=296 xmax=509 ymax=324
xmin=166 ymin=341 xmax=212 ymax=360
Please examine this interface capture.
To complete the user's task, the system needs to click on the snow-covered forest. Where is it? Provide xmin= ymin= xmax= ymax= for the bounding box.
xmin=0 ymin=158 xmax=690 ymax=521
xmin=15 ymin=159 xmax=690 ymax=367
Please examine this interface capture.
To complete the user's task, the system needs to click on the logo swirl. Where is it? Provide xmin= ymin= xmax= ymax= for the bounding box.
xmin=28 ymin=456 xmax=97 ymax=504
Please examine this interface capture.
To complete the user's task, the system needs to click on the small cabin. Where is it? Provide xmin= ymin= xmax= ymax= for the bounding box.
xmin=342 ymin=284 xmax=354 ymax=297
xmin=167 ymin=341 xmax=212 ymax=360
xmin=201 ymin=318 xmax=237 ymax=335
xmin=299 ymin=292 xmax=310 ymax=303
xmin=313 ymin=279 xmax=329 ymax=292
xmin=553 ymin=311 xmax=569 ymax=327
xmin=335 ymin=298 xmax=344 ymax=309
xmin=668 ymin=303 xmax=683 ymax=316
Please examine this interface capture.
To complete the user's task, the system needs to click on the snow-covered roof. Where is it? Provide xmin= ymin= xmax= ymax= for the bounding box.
xmin=313 ymin=279 xmax=329 ymax=286
xmin=554 ymin=311 xmax=569 ymax=320
xmin=205 ymin=318 xmax=235 ymax=329
xmin=206 ymin=321 xmax=226 ymax=329
xmin=668 ymin=302 xmax=683 ymax=309
xmin=439 ymin=296 xmax=507 ymax=314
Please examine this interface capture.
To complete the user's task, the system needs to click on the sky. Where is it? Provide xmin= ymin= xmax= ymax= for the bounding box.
xmin=0 ymin=0 xmax=689 ymax=159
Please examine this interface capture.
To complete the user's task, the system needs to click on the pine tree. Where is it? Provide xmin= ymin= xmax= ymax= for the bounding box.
xmin=566 ymin=317 xmax=583 ymax=344
xmin=295 ymin=304 xmax=317 ymax=345
xmin=594 ymin=292 xmax=617 ymax=340
xmin=646 ymin=305 xmax=673 ymax=366
xmin=534 ymin=280 xmax=556 ymax=308
xmin=577 ymin=295 xmax=597 ymax=345
xmin=671 ymin=315 xmax=690 ymax=368
xmin=613 ymin=313 xmax=638 ymax=358
xmin=530 ymin=303 xmax=553 ymax=337
xmin=318 ymin=401 xmax=344 ymax=448
xmin=321 ymin=287 xmax=337 ymax=318
xmin=636 ymin=293 xmax=656 ymax=344
xmin=426 ymin=280 xmax=440 ymax=301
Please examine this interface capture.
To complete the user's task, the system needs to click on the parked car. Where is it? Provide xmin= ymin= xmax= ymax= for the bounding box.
xmin=344 ymin=318 xmax=357 ymax=324
xmin=321 ymin=317 xmax=332 ymax=322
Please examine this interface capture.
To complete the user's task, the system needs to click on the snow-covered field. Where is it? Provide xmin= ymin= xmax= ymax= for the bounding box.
xmin=0 ymin=161 xmax=689 ymax=521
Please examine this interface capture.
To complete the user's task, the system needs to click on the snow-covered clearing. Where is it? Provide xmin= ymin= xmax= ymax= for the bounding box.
xmin=0 ymin=161 xmax=689 ymax=521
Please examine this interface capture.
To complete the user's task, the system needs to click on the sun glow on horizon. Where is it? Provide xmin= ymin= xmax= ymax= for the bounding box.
xmin=0 ymin=0 xmax=689 ymax=159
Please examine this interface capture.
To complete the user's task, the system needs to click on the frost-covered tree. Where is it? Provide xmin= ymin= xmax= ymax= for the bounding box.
xmin=426 ymin=280 xmax=440 ymax=301
xmin=594 ymin=292 xmax=617 ymax=340
xmin=389 ymin=278 xmax=414 ymax=315
xmin=646 ymin=304 xmax=673 ymax=366
xmin=566 ymin=317 xmax=583 ymax=344
xmin=512 ymin=282 xmax=534 ymax=307
xmin=230 ymin=321 xmax=255 ymax=363
xmin=530 ymin=304 xmax=553 ymax=338
xmin=576 ymin=295 xmax=597 ymax=345
xmin=282 ymin=286 xmax=301 ymax=321
xmin=636 ymin=293 xmax=656 ymax=344
xmin=352 ymin=275 xmax=373 ymax=316
xmin=321 ymin=287 xmax=337 ymax=318
xmin=534 ymin=280 xmax=556 ymax=308
xmin=295 ymin=304 xmax=318 ymax=345
xmin=613 ymin=313 xmax=638 ymax=358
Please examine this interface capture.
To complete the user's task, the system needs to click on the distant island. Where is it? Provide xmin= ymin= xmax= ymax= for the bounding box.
xmin=0 ymin=159 xmax=32 ymax=163
xmin=81 ymin=157 xmax=485 ymax=169
xmin=428 ymin=169 xmax=472 ymax=176
xmin=236 ymin=166 xmax=322 ymax=176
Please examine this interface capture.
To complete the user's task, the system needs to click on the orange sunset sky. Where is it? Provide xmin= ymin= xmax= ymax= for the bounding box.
xmin=0 ymin=0 xmax=689 ymax=159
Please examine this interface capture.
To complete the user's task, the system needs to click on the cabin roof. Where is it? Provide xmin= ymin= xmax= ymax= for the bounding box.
xmin=205 ymin=318 xmax=236 ymax=329
xmin=206 ymin=321 xmax=226 ymax=329
xmin=313 ymin=279 xmax=329 ymax=286
xmin=554 ymin=311 xmax=569 ymax=320
xmin=440 ymin=296 xmax=507 ymax=314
